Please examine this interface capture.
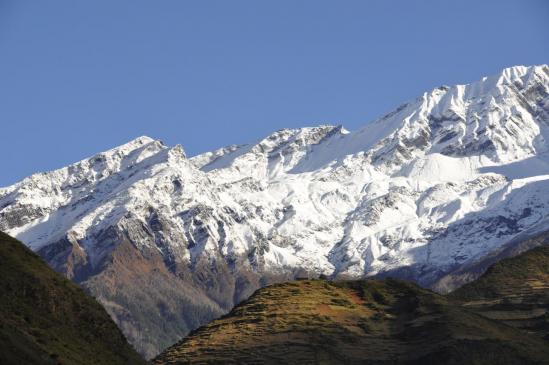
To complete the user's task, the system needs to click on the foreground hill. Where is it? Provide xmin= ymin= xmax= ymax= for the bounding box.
xmin=451 ymin=244 xmax=549 ymax=341
xmin=154 ymin=278 xmax=549 ymax=365
xmin=0 ymin=232 xmax=146 ymax=365
xmin=2 ymin=64 xmax=549 ymax=356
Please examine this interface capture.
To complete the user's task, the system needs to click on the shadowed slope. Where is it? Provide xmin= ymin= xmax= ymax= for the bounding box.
xmin=0 ymin=232 xmax=147 ymax=365
xmin=154 ymin=278 xmax=549 ymax=365
xmin=432 ymin=229 xmax=549 ymax=293
xmin=451 ymin=245 xmax=549 ymax=341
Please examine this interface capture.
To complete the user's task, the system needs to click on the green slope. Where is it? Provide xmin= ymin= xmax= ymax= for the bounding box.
xmin=154 ymin=278 xmax=549 ymax=365
xmin=451 ymin=245 xmax=549 ymax=341
xmin=0 ymin=231 xmax=147 ymax=365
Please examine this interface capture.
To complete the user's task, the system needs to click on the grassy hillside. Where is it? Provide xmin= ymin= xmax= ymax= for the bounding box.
xmin=154 ymin=278 xmax=549 ymax=365
xmin=0 ymin=231 xmax=147 ymax=365
xmin=451 ymin=245 xmax=549 ymax=341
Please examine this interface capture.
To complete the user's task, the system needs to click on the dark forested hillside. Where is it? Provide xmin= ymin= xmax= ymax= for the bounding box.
xmin=0 ymin=232 xmax=147 ymax=365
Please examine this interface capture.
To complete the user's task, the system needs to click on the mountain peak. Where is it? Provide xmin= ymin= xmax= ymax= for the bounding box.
xmin=131 ymin=135 xmax=156 ymax=144
xmin=103 ymin=135 xmax=161 ymax=156
xmin=497 ymin=63 xmax=548 ymax=82
xmin=463 ymin=64 xmax=549 ymax=94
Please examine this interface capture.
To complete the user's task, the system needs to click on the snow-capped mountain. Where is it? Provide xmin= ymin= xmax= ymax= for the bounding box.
xmin=1 ymin=64 xmax=548 ymax=357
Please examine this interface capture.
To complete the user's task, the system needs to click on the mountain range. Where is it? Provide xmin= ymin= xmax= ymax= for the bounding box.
xmin=1 ymin=64 xmax=548 ymax=357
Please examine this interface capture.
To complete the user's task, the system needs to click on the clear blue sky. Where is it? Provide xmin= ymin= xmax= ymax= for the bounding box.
xmin=1 ymin=0 xmax=548 ymax=186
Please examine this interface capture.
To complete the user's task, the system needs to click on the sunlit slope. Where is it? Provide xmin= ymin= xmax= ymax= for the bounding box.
xmin=155 ymin=278 xmax=549 ymax=365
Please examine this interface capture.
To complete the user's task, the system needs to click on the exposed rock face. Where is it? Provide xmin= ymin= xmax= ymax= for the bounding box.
xmin=1 ymin=64 xmax=549 ymax=357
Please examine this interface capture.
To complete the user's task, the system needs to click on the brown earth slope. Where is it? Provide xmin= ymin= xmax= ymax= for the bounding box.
xmin=37 ymin=216 xmax=301 ymax=359
xmin=154 ymin=278 xmax=549 ymax=365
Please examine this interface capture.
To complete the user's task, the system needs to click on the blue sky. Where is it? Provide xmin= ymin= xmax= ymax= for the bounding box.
xmin=0 ymin=0 xmax=548 ymax=186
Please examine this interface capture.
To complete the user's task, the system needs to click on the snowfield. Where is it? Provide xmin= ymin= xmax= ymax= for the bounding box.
xmin=2 ymin=65 xmax=549 ymax=286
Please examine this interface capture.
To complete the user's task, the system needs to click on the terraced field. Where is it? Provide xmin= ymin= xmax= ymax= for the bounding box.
xmin=451 ymin=245 xmax=549 ymax=341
